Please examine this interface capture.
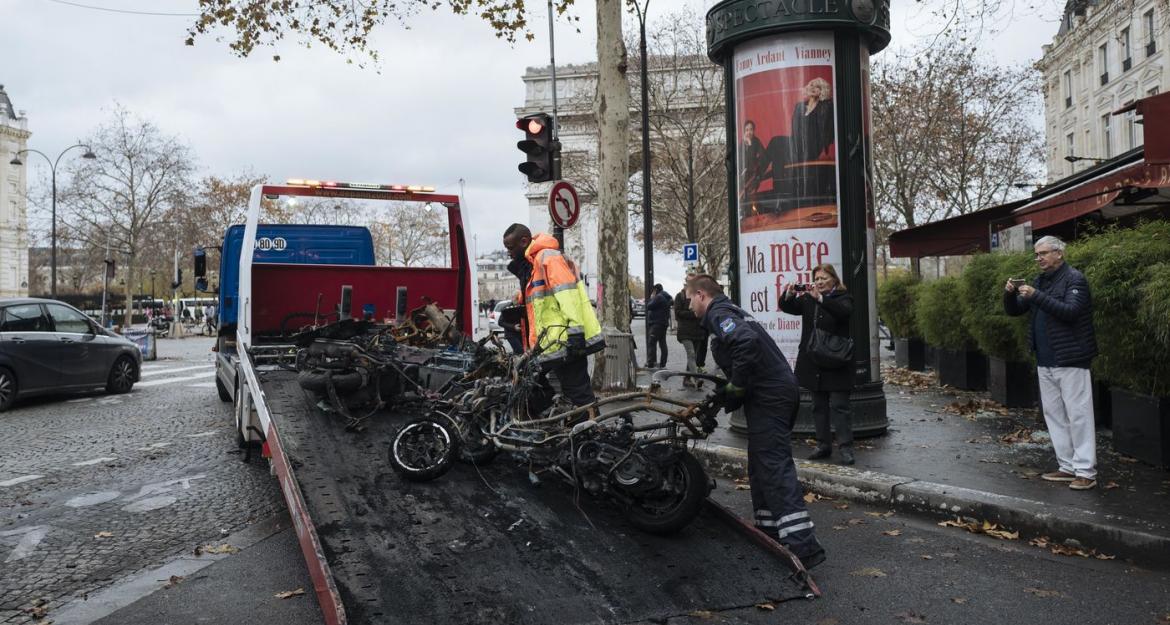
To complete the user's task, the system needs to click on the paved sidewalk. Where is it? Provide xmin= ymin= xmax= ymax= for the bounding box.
xmin=627 ymin=322 xmax=1170 ymax=570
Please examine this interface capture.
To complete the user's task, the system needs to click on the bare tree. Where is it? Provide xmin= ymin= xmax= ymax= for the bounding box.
xmin=370 ymin=203 xmax=449 ymax=267
xmin=871 ymin=37 xmax=1044 ymax=274
xmin=633 ymin=9 xmax=729 ymax=278
xmin=58 ymin=106 xmax=195 ymax=326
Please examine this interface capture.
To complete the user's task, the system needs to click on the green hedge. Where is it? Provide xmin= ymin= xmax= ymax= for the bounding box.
xmin=877 ymin=273 xmax=921 ymax=339
xmin=957 ymin=252 xmax=1032 ymax=361
xmin=915 ymin=276 xmax=975 ymax=351
xmin=1066 ymin=221 xmax=1170 ymax=396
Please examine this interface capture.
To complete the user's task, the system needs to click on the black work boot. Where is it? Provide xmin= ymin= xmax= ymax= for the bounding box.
xmin=838 ymin=446 xmax=855 ymax=466
xmin=807 ymin=445 xmax=831 ymax=460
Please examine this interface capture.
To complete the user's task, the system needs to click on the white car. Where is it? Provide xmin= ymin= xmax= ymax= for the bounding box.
xmin=487 ymin=300 xmax=511 ymax=334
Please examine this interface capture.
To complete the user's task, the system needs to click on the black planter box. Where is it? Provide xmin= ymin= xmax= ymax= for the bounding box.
xmin=988 ymin=357 xmax=1035 ymax=407
xmin=1111 ymin=388 xmax=1170 ymax=469
xmin=925 ymin=345 xmax=938 ymax=371
xmin=894 ymin=338 xmax=927 ymax=371
xmin=1094 ymin=379 xmax=1112 ymax=429
xmin=936 ymin=348 xmax=987 ymax=391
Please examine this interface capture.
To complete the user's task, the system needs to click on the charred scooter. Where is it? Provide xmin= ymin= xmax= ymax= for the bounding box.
xmin=387 ymin=330 xmax=730 ymax=535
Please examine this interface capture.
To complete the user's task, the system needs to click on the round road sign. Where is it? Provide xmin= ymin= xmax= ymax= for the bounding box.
xmin=548 ymin=181 xmax=581 ymax=229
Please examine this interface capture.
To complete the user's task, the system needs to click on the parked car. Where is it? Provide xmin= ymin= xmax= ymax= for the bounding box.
xmin=487 ymin=300 xmax=513 ymax=334
xmin=631 ymin=297 xmax=646 ymax=318
xmin=0 ymin=298 xmax=142 ymax=411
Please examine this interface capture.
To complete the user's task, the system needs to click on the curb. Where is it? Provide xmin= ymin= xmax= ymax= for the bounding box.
xmin=692 ymin=443 xmax=1170 ymax=570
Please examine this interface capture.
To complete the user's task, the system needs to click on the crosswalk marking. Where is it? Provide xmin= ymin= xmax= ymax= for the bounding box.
xmin=187 ymin=382 xmax=218 ymax=388
xmin=0 ymin=475 xmax=43 ymax=487
xmin=136 ymin=371 xmax=215 ymax=388
xmin=72 ymin=457 xmax=118 ymax=467
xmin=140 ymin=364 xmax=214 ymax=377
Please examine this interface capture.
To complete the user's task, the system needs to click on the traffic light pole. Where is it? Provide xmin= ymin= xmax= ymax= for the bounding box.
xmin=548 ymin=0 xmax=563 ymax=251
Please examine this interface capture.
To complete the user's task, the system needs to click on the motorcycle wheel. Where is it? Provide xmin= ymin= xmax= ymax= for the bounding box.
xmin=388 ymin=416 xmax=459 ymax=482
xmin=623 ymin=451 xmax=710 ymax=535
xmin=453 ymin=413 xmax=499 ymax=466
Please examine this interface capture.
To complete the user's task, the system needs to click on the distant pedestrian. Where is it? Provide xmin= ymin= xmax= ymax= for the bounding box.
xmin=1004 ymin=235 xmax=1099 ymax=490
xmin=780 ymin=263 xmax=856 ymax=466
xmin=687 ymin=274 xmax=826 ymax=569
xmin=644 ymin=284 xmax=671 ymax=369
xmin=674 ymin=277 xmax=709 ymax=388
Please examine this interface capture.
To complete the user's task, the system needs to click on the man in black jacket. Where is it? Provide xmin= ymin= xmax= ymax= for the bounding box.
xmin=644 ymin=284 xmax=672 ymax=369
xmin=674 ymin=279 xmax=709 ymax=388
xmin=687 ymin=274 xmax=826 ymax=569
xmin=1004 ymin=235 xmax=1099 ymax=490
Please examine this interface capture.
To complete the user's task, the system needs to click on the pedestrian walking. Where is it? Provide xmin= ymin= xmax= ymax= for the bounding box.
xmin=1004 ymin=235 xmax=1099 ymax=490
xmin=644 ymin=284 xmax=671 ymax=369
xmin=674 ymin=278 xmax=709 ymax=388
xmin=780 ymin=263 xmax=856 ymax=465
xmin=687 ymin=274 xmax=826 ymax=569
xmin=503 ymin=223 xmax=605 ymax=406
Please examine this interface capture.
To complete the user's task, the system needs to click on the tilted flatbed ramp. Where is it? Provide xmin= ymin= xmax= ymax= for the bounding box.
xmin=258 ymin=370 xmax=811 ymax=625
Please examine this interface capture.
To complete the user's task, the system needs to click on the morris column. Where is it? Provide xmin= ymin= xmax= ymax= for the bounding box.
xmin=706 ymin=0 xmax=890 ymax=435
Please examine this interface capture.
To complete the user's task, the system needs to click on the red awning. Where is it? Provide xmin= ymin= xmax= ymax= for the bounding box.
xmin=887 ymin=201 xmax=1025 ymax=258
xmin=1002 ymin=161 xmax=1167 ymax=230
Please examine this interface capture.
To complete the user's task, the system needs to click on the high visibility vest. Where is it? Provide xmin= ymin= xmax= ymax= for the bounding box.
xmin=523 ymin=233 xmax=604 ymax=366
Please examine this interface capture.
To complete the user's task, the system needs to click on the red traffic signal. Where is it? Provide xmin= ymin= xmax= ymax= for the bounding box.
xmin=516 ymin=113 xmax=560 ymax=183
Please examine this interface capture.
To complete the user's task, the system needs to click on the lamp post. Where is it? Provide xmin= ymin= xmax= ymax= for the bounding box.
xmin=630 ymin=0 xmax=653 ymax=355
xmin=150 ymin=270 xmax=156 ymax=301
xmin=1064 ymin=154 xmax=1110 ymax=164
xmin=10 ymin=144 xmax=96 ymax=298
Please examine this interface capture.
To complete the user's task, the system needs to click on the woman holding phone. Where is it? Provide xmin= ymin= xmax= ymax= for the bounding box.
xmin=780 ymin=264 xmax=856 ymax=465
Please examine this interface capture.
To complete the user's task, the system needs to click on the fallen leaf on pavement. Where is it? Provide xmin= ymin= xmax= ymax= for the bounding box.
xmin=200 ymin=544 xmax=240 ymax=554
xmin=882 ymin=529 xmax=903 ymax=537
xmin=865 ymin=511 xmax=894 ymax=518
xmin=895 ymin=611 xmax=927 ymax=623
xmin=921 ymin=555 xmax=933 ymax=560
xmin=275 ymin=588 xmax=305 ymax=599
xmin=93 ymin=531 xmax=113 ymax=538
xmin=1024 ymin=587 xmax=1064 ymax=598
xmin=1104 ymin=481 xmax=1120 ymax=490
xmin=999 ymin=427 xmax=1033 ymax=444
xmin=937 ymin=517 xmax=1018 ymax=540
xmin=688 ymin=610 xmax=716 ymax=619
xmin=850 ymin=567 xmax=887 ymax=578
xmin=734 ymin=484 xmax=751 ymax=491
xmin=832 ymin=525 xmax=849 ymax=530
xmin=847 ymin=518 xmax=868 ymax=526
xmin=1118 ymin=456 xmax=1139 ymax=463
xmin=755 ymin=603 xmax=775 ymax=611
xmin=883 ymin=367 xmax=936 ymax=388
xmin=22 ymin=599 xmax=48 ymax=619
xmin=803 ymin=492 xmax=830 ymax=503
xmin=951 ymin=597 xmax=968 ymax=604
xmin=817 ymin=619 xmax=841 ymax=625
xmin=163 ymin=575 xmax=183 ymax=589
xmin=833 ymin=503 xmax=849 ymax=510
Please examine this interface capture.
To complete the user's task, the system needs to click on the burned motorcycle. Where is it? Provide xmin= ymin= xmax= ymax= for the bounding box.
xmin=387 ymin=334 xmax=729 ymax=535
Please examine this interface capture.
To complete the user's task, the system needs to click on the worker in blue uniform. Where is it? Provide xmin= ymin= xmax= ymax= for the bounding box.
xmin=686 ymin=274 xmax=826 ymax=569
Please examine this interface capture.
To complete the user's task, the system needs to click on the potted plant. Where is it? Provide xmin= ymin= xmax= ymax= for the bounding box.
xmin=916 ymin=276 xmax=986 ymax=391
xmin=878 ymin=273 xmax=925 ymax=370
xmin=958 ymin=252 xmax=1034 ymax=407
xmin=1072 ymin=222 xmax=1170 ymax=468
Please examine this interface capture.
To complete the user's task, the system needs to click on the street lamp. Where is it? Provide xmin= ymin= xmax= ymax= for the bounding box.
xmin=10 ymin=144 xmax=96 ymax=298
xmin=1064 ymin=154 xmax=1109 ymax=164
xmin=630 ymin=0 xmax=653 ymax=352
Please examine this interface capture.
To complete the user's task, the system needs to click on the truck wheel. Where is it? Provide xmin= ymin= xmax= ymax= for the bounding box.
xmin=623 ymin=451 xmax=710 ymax=535
xmin=105 ymin=356 xmax=137 ymax=394
xmin=216 ymin=374 xmax=232 ymax=403
xmin=0 ymin=367 xmax=17 ymax=412
xmin=389 ymin=416 xmax=458 ymax=482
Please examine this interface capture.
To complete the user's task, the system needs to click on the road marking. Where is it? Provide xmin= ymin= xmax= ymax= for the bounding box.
xmin=136 ymin=371 xmax=215 ymax=387
xmin=187 ymin=382 xmax=217 ymax=388
xmin=136 ymin=442 xmax=172 ymax=451
xmin=122 ymin=495 xmax=177 ymax=513
xmin=66 ymin=397 xmax=93 ymax=403
xmin=124 ymin=474 xmax=206 ymax=501
xmin=0 ymin=475 xmax=43 ymax=487
xmin=184 ymin=430 xmax=218 ymax=438
xmin=1 ymin=526 xmax=49 ymax=563
xmin=65 ymin=491 xmax=121 ymax=507
xmin=72 ymin=457 xmax=117 ymax=467
xmin=139 ymin=364 xmax=214 ymax=377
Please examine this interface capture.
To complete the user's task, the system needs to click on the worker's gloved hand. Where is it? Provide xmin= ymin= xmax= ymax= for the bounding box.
xmin=716 ymin=382 xmax=746 ymax=412
xmin=566 ymin=333 xmax=588 ymax=360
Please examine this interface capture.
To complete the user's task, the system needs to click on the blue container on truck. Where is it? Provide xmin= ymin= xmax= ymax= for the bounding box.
xmin=217 ymin=224 xmax=375 ymax=332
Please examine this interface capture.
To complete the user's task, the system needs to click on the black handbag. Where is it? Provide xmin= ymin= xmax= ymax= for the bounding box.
xmin=808 ymin=306 xmax=853 ymax=369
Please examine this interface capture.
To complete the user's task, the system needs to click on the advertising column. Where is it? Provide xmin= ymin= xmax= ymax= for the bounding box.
xmin=708 ymin=0 xmax=891 ymax=435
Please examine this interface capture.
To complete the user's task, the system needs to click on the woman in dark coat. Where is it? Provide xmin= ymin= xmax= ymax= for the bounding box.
xmin=674 ymin=284 xmax=709 ymax=388
xmin=779 ymin=263 xmax=855 ymax=465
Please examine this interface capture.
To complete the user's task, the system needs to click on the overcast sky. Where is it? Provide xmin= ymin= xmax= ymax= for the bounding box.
xmin=2 ymin=0 xmax=1061 ymax=295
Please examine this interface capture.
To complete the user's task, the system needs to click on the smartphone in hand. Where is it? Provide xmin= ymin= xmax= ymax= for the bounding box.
xmin=1009 ymin=278 xmax=1026 ymax=288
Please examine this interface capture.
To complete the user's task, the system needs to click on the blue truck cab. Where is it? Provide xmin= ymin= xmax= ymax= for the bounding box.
xmin=199 ymin=224 xmax=375 ymax=405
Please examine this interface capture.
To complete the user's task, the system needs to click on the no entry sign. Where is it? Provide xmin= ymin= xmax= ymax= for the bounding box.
xmin=548 ymin=181 xmax=580 ymax=229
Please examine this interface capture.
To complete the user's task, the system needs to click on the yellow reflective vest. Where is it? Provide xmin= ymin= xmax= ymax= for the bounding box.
xmin=523 ymin=233 xmax=605 ymax=366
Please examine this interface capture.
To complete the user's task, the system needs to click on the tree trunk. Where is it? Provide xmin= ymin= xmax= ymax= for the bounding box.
xmin=593 ymin=0 xmax=631 ymax=385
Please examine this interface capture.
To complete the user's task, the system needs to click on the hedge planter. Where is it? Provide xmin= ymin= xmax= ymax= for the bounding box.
xmin=1111 ymin=388 xmax=1170 ymax=469
xmin=988 ymin=357 xmax=1035 ymax=408
xmin=894 ymin=338 xmax=927 ymax=371
xmin=936 ymin=348 xmax=987 ymax=391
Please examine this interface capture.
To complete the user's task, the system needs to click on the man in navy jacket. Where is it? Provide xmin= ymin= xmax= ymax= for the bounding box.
xmin=644 ymin=284 xmax=672 ymax=369
xmin=1004 ymin=235 xmax=1099 ymax=490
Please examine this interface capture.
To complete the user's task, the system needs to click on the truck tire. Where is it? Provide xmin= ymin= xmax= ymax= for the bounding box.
xmin=389 ymin=416 xmax=458 ymax=482
xmin=623 ymin=451 xmax=710 ymax=535
xmin=216 ymin=374 xmax=232 ymax=403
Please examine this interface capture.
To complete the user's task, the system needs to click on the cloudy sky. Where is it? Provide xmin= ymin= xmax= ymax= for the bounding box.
xmin=2 ymin=0 xmax=1061 ymax=295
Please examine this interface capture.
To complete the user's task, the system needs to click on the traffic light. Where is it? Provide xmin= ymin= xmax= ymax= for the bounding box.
xmin=516 ymin=113 xmax=560 ymax=183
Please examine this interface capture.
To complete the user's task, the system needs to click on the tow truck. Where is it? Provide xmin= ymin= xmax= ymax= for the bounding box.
xmin=209 ymin=179 xmax=817 ymax=625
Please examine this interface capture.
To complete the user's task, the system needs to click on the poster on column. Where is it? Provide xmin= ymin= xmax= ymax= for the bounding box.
xmin=733 ymin=31 xmax=841 ymax=365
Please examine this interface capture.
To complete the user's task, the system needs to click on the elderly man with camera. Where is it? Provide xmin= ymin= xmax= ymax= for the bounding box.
xmin=1003 ymin=235 xmax=1099 ymax=491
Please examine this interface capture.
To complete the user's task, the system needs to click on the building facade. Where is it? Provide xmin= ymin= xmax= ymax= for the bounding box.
xmin=476 ymin=249 xmax=516 ymax=303
xmin=1038 ymin=0 xmax=1168 ymax=181
xmin=0 ymin=85 xmax=31 ymax=297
